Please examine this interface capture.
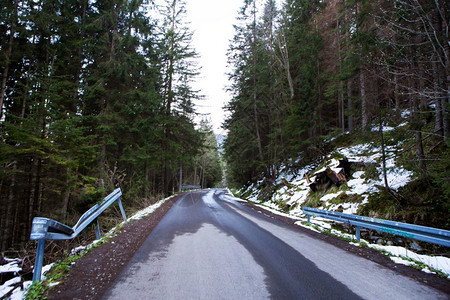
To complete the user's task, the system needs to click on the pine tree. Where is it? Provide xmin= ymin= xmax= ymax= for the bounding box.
xmin=156 ymin=0 xmax=201 ymax=196
xmin=282 ymin=0 xmax=323 ymax=153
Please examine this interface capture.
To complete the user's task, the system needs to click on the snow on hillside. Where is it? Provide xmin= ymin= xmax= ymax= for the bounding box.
xmin=241 ymin=141 xmax=414 ymax=216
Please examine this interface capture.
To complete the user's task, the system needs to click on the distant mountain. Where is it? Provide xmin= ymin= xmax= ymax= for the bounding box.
xmin=215 ymin=134 xmax=226 ymax=154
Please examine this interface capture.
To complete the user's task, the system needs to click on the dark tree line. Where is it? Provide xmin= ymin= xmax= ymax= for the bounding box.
xmin=0 ymin=0 xmax=222 ymax=251
xmin=224 ymin=0 xmax=449 ymax=193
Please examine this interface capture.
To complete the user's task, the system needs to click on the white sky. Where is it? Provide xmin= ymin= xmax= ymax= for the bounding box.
xmin=185 ymin=0 xmax=244 ymax=134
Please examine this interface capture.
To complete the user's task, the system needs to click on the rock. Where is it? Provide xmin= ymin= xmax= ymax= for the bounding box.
xmin=394 ymin=237 xmax=404 ymax=246
xmin=410 ymin=241 xmax=422 ymax=252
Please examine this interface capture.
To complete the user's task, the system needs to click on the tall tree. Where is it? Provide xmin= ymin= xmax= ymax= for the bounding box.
xmin=0 ymin=0 xmax=205 ymax=251
xmin=157 ymin=0 xmax=201 ymax=195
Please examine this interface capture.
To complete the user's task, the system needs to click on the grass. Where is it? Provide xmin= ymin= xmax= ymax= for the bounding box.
xmin=25 ymin=281 xmax=47 ymax=300
xmin=302 ymin=191 xmax=322 ymax=208
xmin=25 ymin=253 xmax=82 ymax=300
xmin=330 ymin=192 xmax=364 ymax=205
xmin=301 ymin=221 xmax=358 ymax=243
xmin=396 ymin=256 xmax=448 ymax=279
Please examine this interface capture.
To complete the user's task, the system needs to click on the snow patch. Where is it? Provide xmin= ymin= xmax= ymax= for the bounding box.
xmin=390 ymin=256 xmax=416 ymax=267
xmin=40 ymin=263 xmax=54 ymax=280
xmin=0 ymin=276 xmax=23 ymax=298
xmin=129 ymin=194 xmax=175 ymax=221
xmin=244 ymin=198 xmax=450 ymax=278
xmin=320 ymin=191 xmax=343 ymax=202
xmin=0 ymin=260 xmax=21 ymax=274
xmin=0 ymin=286 xmax=15 ymax=299
xmin=368 ymin=244 xmax=450 ymax=277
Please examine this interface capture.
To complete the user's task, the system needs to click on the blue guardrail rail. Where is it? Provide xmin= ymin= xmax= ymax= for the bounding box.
xmin=30 ymin=188 xmax=127 ymax=282
xmin=303 ymin=207 xmax=450 ymax=248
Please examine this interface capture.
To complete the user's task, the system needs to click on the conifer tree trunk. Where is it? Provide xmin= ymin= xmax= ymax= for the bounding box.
xmin=61 ymin=167 xmax=72 ymax=221
xmin=379 ymin=115 xmax=389 ymax=190
xmin=393 ymin=74 xmax=400 ymax=111
xmin=252 ymin=0 xmax=264 ymax=163
xmin=0 ymin=0 xmax=18 ymax=122
xmin=439 ymin=9 xmax=449 ymax=141
xmin=315 ymin=56 xmax=321 ymax=137
xmin=408 ymin=42 xmax=428 ymax=177
xmin=337 ymin=17 xmax=345 ymax=132
xmin=145 ymin=162 xmax=150 ymax=199
xmin=356 ymin=2 xmax=368 ymax=129
xmin=433 ymin=0 xmax=449 ymax=141
xmin=27 ymin=52 xmax=52 ymax=233
xmin=432 ymin=54 xmax=443 ymax=135
xmin=339 ymin=81 xmax=345 ymax=132
xmin=1 ymin=173 xmax=15 ymax=251
xmin=347 ymin=80 xmax=353 ymax=132
xmin=360 ymin=70 xmax=368 ymax=128
xmin=28 ymin=158 xmax=41 ymax=231
xmin=416 ymin=129 xmax=427 ymax=176
xmin=11 ymin=200 xmax=19 ymax=247
xmin=277 ymin=27 xmax=294 ymax=103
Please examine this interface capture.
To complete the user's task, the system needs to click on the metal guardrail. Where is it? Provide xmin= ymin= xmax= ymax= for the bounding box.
xmin=303 ymin=207 xmax=450 ymax=248
xmin=30 ymin=188 xmax=127 ymax=282
xmin=180 ymin=185 xmax=201 ymax=190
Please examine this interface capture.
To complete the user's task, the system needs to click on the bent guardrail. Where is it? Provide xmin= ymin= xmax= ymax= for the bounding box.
xmin=303 ymin=207 xmax=450 ymax=248
xmin=30 ymin=188 xmax=127 ymax=282
xmin=180 ymin=185 xmax=201 ymax=190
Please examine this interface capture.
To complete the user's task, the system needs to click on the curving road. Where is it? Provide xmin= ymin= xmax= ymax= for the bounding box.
xmin=102 ymin=190 xmax=446 ymax=300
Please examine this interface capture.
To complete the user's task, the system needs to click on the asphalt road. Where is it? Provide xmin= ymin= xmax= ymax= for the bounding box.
xmin=102 ymin=190 xmax=447 ymax=300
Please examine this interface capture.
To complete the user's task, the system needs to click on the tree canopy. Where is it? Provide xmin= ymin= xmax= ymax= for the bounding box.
xmin=0 ymin=0 xmax=223 ymax=251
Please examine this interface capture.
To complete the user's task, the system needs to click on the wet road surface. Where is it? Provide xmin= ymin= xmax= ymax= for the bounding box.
xmin=102 ymin=190 xmax=447 ymax=300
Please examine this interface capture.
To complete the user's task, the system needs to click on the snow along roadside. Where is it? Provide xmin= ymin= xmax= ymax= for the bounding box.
xmin=244 ymin=196 xmax=450 ymax=279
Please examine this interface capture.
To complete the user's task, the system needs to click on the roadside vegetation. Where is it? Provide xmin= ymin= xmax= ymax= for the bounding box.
xmin=224 ymin=0 xmax=449 ymax=232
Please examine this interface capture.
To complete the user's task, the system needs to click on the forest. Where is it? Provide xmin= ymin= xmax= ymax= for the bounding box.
xmin=0 ymin=0 xmax=222 ymax=252
xmin=224 ymin=0 xmax=448 ymax=227
xmin=1 ymin=0 xmax=448 ymax=253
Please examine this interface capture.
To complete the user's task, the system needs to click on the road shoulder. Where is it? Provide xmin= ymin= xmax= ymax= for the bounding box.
xmin=243 ymin=202 xmax=450 ymax=295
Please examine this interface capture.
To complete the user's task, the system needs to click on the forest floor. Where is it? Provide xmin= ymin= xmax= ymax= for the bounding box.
xmin=41 ymin=194 xmax=450 ymax=299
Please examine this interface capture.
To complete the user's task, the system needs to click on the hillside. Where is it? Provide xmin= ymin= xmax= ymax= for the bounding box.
xmin=235 ymin=111 xmax=449 ymax=239
xmin=230 ymin=112 xmax=450 ymax=278
xmin=222 ymin=0 xmax=449 ymax=238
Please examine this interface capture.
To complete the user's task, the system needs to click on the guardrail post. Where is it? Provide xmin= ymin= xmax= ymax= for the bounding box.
xmin=118 ymin=198 xmax=127 ymax=222
xmin=94 ymin=218 xmax=101 ymax=240
xmin=32 ymin=239 xmax=46 ymax=282
xmin=355 ymin=226 xmax=361 ymax=242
